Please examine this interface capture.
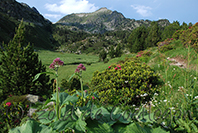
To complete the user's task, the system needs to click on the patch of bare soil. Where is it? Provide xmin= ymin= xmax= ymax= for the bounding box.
xmin=167 ymin=56 xmax=197 ymax=70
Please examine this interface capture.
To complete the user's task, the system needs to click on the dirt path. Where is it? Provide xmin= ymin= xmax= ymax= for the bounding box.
xmin=167 ymin=56 xmax=197 ymax=70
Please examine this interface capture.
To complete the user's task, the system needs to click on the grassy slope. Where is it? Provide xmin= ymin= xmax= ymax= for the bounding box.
xmin=37 ymin=50 xmax=135 ymax=84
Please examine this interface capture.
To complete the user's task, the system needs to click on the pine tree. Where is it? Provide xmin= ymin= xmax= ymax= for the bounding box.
xmin=108 ymin=45 xmax=115 ymax=58
xmin=145 ymin=21 xmax=161 ymax=47
xmin=99 ymin=49 xmax=107 ymax=61
xmin=0 ymin=21 xmax=51 ymax=101
xmin=115 ymin=43 xmax=122 ymax=57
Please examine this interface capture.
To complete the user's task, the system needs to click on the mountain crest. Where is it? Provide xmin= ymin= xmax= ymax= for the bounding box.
xmin=57 ymin=7 xmax=170 ymax=33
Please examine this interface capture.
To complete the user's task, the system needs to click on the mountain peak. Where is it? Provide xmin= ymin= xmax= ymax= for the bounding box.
xmin=95 ymin=7 xmax=110 ymax=12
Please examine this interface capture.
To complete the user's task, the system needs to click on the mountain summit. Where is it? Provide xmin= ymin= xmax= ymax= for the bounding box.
xmin=57 ymin=7 xmax=170 ymax=33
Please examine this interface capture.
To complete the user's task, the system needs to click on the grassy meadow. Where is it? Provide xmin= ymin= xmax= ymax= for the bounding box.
xmin=36 ymin=50 xmax=135 ymax=84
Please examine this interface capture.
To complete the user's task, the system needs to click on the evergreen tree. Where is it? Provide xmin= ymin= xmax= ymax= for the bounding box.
xmin=0 ymin=21 xmax=51 ymax=101
xmin=127 ymin=26 xmax=147 ymax=53
xmin=99 ymin=49 xmax=107 ymax=61
xmin=115 ymin=43 xmax=122 ymax=57
xmin=108 ymin=45 xmax=115 ymax=58
xmin=161 ymin=21 xmax=181 ymax=40
xmin=146 ymin=21 xmax=161 ymax=47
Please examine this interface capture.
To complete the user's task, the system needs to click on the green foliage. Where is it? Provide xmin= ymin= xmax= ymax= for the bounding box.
xmin=115 ymin=44 xmax=123 ymax=57
xmin=108 ymin=45 xmax=115 ymax=58
xmin=127 ymin=26 xmax=148 ymax=53
xmin=60 ymin=77 xmax=81 ymax=91
xmin=0 ymin=21 xmax=51 ymax=101
xmin=161 ymin=21 xmax=181 ymax=41
xmin=0 ymin=95 xmax=30 ymax=132
xmin=91 ymin=59 xmax=163 ymax=108
xmin=159 ymin=44 xmax=174 ymax=53
xmin=145 ymin=21 xmax=161 ymax=47
xmin=99 ymin=49 xmax=107 ymax=61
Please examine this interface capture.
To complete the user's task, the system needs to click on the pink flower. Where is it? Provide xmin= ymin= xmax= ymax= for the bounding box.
xmin=115 ymin=67 xmax=118 ymax=70
xmin=108 ymin=66 xmax=111 ymax=68
xmin=119 ymin=68 xmax=122 ymax=70
xmin=75 ymin=68 xmax=80 ymax=73
xmin=26 ymin=105 xmax=29 ymax=108
xmin=171 ymin=38 xmax=173 ymax=40
xmin=82 ymin=66 xmax=86 ymax=71
xmin=6 ymin=102 xmax=11 ymax=107
xmin=92 ymin=96 xmax=95 ymax=99
xmin=84 ymin=90 xmax=87 ymax=93
xmin=49 ymin=58 xmax=64 ymax=69
xmin=77 ymin=64 xmax=84 ymax=69
xmin=117 ymin=65 xmax=121 ymax=68
xmin=189 ymin=27 xmax=192 ymax=29
xmin=49 ymin=63 xmax=55 ymax=69
xmin=75 ymin=63 xmax=86 ymax=72
xmin=58 ymin=87 xmax=60 ymax=91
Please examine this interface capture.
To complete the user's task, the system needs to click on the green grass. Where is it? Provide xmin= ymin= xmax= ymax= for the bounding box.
xmin=37 ymin=50 xmax=135 ymax=84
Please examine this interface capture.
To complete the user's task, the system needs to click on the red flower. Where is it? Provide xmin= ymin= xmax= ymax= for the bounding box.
xmin=115 ymin=67 xmax=118 ymax=70
xmin=189 ymin=27 xmax=192 ymax=29
xmin=6 ymin=102 xmax=11 ymax=107
xmin=136 ymin=54 xmax=142 ymax=57
xmin=92 ymin=96 xmax=95 ymax=99
xmin=171 ymin=38 xmax=173 ymax=40
xmin=108 ymin=66 xmax=111 ymax=68
xmin=119 ymin=68 xmax=122 ymax=70
xmin=26 ymin=105 xmax=29 ymax=108
xmin=77 ymin=94 xmax=78 ymax=96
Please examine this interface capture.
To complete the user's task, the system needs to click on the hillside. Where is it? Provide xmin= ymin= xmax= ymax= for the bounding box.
xmin=57 ymin=7 xmax=170 ymax=34
xmin=0 ymin=0 xmax=58 ymax=49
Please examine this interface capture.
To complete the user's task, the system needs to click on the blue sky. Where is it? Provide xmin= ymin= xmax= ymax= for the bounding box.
xmin=16 ymin=0 xmax=197 ymax=24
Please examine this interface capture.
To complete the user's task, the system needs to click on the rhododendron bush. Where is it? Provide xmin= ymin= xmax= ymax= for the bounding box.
xmin=91 ymin=60 xmax=163 ymax=108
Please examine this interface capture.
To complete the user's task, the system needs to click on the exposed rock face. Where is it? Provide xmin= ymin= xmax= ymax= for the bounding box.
xmin=0 ymin=0 xmax=51 ymax=25
xmin=57 ymin=7 xmax=170 ymax=33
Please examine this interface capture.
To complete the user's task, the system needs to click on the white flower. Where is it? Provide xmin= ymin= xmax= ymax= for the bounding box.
xmin=158 ymin=64 xmax=160 ymax=68
xmin=194 ymin=96 xmax=198 ymax=99
xmin=194 ymin=77 xmax=197 ymax=80
xmin=163 ymin=99 xmax=167 ymax=102
xmin=173 ymin=68 xmax=175 ymax=70
xmin=170 ymin=107 xmax=175 ymax=110
xmin=154 ymin=93 xmax=158 ymax=96
xmin=125 ymin=80 xmax=128 ymax=83
xmin=133 ymin=104 xmax=136 ymax=107
xmin=143 ymin=93 xmax=148 ymax=97
xmin=135 ymin=108 xmax=139 ymax=110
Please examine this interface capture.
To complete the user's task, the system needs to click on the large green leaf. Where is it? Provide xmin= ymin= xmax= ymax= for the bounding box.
xmin=86 ymin=120 xmax=114 ymax=133
xmin=32 ymin=72 xmax=56 ymax=82
xmin=36 ymin=110 xmax=56 ymax=124
xmin=51 ymin=92 xmax=78 ymax=107
xmin=9 ymin=119 xmax=56 ymax=133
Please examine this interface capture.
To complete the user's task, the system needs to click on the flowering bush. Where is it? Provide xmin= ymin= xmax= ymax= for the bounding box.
xmin=91 ymin=60 xmax=163 ymax=109
xmin=0 ymin=95 xmax=30 ymax=132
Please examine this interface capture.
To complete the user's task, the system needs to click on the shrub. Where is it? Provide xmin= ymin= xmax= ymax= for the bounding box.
xmin=60 ymin=77 xmax=81 ymax=91
xmin=0 ymin=95 xmax=30 ymax=132
xmin=159 ymin=44 xmax=174 ymax=53
xmin=91 ymin=60 xmax=163 ymax=109
xmin=0 ymin=21 xmax=51 ymax=101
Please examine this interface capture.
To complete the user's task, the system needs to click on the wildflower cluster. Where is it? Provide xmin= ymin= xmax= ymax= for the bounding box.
xmin=75 ymin=63 xmax=86 ymax=73
xmin=49 ymin=58 xmax=64 ymax=69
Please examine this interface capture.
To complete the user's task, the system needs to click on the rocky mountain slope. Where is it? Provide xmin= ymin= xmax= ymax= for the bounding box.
xmin=57 ymin=7 xmax=170 ymax=34
xmin=0 ymin=0 xmax=57 ymax=49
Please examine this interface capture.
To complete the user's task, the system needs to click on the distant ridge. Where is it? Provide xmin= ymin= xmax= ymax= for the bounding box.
xmin=56 ymin=7 xmax=170 ymax=33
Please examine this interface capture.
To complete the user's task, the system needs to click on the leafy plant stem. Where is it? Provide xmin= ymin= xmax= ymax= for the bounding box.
xmin=55 ymin=68 xmax=60 ymax=120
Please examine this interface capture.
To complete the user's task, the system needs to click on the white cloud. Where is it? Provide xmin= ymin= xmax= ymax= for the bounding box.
xmin=44 ymin=14 xmax=62 ymax=19
xmin=45 ymin=0 xmax=98 ymax=14
xmin=131 ymin=5 xmax=152 ymax=17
